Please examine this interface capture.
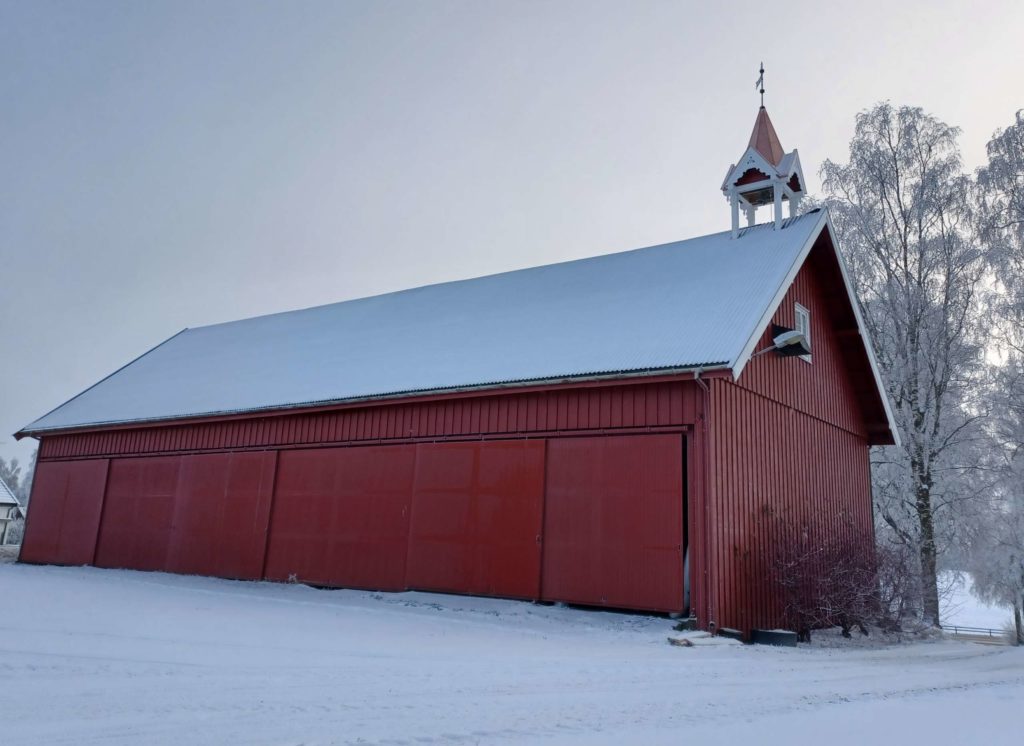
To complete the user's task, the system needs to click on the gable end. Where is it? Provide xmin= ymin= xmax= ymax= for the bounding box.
xmin=732 ymin=219 xmax=897 ymax=445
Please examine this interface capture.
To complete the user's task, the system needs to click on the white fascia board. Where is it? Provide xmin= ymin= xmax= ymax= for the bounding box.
xmin=729 ymin=209 xmax=901 ymax=447
xmin=731 ymin=209 xmax=827 ymax=379
xmin=722 ymin=147 xmax=780 ymax=193
xmin=788 ymin=150 xmax=806 ymax=190
xmin=821 ymin=212 xmax=901 ymax=447
xmin=720 ymin=164 xmax=738 ymax=192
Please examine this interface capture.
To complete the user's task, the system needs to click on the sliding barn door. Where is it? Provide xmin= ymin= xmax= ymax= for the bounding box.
xmin=541 ymin=434 xmax=684 ymax=613
xmin=264 ymin=445 xmax=416 ymax=590
xmin=406 ymin=440 xmax=545 ymax=600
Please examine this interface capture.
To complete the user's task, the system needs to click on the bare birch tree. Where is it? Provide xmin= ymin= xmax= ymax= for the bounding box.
xmin=821 ymin=103 xmax=988 ymax=626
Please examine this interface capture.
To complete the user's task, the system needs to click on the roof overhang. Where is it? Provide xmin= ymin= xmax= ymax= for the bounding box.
xmin=15 ymin=363 xmax=735 ymax=440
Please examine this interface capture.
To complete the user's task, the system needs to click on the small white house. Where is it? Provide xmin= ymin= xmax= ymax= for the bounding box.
xmin=0 ymin=476 xmax=23 ymax=545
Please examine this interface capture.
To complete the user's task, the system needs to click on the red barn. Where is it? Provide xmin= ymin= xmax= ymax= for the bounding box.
xmin=16 ymin=107 xmax=896 ymax=635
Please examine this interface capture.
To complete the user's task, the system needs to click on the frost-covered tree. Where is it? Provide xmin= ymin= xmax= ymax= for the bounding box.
xmin=969 ymin=423 xmax=1024 ymax=643
xmin=977 ymin=110 xmax=1024 ymax=343
xmin=0 ymin=451 xmax=36 ymax=504
xmin=966 ymin=404 xmax=1024 ymax=645
xmin=972 ymin=110 xmax=1024 ymax=644
xmin=0 ymin=457 xmax=22 ymax=498
xmin=19 ymin=449 xmax=37 ymax=504
xmin=821 ymin=103 xmax=988 ymax=627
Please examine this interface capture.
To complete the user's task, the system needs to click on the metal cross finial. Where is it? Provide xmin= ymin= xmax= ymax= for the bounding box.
xmin=755 ymin=62 xmax=765 ymax=107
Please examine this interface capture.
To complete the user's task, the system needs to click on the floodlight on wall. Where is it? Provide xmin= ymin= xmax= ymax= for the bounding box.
xmin=751 ymin=325 xmax=811 ymax=359
xmin=770 ymin=329 xmax=810 ymax=357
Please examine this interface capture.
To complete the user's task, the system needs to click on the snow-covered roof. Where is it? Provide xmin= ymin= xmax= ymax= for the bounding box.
xmin=20 ymin=210 xmax=890 ymax=437
xmin=776 ymin=151 xmax=799 ymax=179
xmin=0 ymin=477 xmax=20 ymax=507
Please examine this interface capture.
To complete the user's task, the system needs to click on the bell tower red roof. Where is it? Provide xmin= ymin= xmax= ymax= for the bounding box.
xmin=747 ymin=106 xmax=785 ymax=166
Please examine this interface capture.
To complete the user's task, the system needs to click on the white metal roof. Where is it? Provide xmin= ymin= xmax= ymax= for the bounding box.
xmin=0 ymin=477 xmax=20 ymax=507
xmin=22 ymin=211 xmax=844 ymax=434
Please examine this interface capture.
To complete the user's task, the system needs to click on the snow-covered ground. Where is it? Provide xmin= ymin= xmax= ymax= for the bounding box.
xmin=941 ymin=570 xmax=1016 ymax=631
xmin=3 ymin=561 xmax=1021 ymax=745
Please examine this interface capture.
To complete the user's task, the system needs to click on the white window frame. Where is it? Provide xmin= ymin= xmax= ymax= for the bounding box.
xmin=794 ymin=303 xmax=811 ymax=363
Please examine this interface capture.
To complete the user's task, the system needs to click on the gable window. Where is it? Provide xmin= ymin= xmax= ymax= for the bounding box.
xmin=794 ymin=303 xmax=811 ymax=362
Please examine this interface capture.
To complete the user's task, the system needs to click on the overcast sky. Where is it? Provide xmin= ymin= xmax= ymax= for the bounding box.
xmin=2 ymin=0 xmax=1022 ymax=468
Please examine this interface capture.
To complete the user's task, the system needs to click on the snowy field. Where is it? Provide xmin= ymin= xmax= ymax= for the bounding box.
xmin=3 ymin=559 xmax=1022 ymax=745
xmin=940 ymin=571 xmax=1016 ymax=631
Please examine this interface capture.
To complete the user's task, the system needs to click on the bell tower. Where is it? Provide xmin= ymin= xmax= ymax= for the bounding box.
xmin=721 ymin=64 xmax=805 ymax=238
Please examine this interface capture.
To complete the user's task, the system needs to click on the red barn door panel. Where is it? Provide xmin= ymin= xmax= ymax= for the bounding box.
xmin=406 ymin=440 xmax=545 ymax=600
xmin=541 ymin=434 xmax=684 ymax=613
xmin=165 ymin=451 xmax=276 ymax=580
xmin=20 ymin=459 xmax=109 ymax=566
xmin=264 ymin=445 xmax=416 ymax=590
xmin=95 ymin=453 xmax=276 ymax=577
xmin=95 ymin=456 xmax=182 ymax=571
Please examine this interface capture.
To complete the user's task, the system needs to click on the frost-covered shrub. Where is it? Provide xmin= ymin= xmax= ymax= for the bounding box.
xmin=766 ymin=518 xmax=877 ymax=642
xmin=765 ymin=512 xmax=926 ymax=642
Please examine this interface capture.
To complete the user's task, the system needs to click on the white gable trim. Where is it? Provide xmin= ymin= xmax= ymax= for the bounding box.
xmin=721 ymin=147 xmax=780 ymax=192
xmin=729 ymin=209 xmax=900 ymax=447
xmin=821 ymin=212 xmax=901 ymax=447
xmin=722 ymin=147 xmax=806 ymax=196
xmin=792 ymin=151 xmax=805 ymax=184
xmin=781 ymin=149 xmax=806 ymax=192
xmin=731 ymin=210 xmax=827 ymax=377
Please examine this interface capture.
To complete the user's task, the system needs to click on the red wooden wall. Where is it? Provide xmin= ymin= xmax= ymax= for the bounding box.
xmin=737 ymin=251 xmax=867 ymax=437
xmin=19 ymin=459 xmax=108 ymax=566
xmin=700 ymin=249 xmax=876 ymax=632
xmin=23 ymin=380 xmax=697 ymax=617
xmin=705 ymin=380 xmax=872 ymax=632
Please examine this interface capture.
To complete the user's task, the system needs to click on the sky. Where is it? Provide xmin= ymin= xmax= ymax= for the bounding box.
xmin=2 ymin=0 xmax=1022 ymax=470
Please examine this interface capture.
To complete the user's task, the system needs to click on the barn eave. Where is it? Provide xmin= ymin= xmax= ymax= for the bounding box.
xmin=15 ymin=361 xmax=733 ymax=439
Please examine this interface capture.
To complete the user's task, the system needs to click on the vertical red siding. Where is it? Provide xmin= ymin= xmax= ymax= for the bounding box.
xmin=19 ymin=459 xmax=109 ymax=566
xmin=164 ymin=452 xmax=276 ymax=580
xmin=28 ymin=380 xmax=698 ymax=618
xmin=707 ymin=379 xmax=872 ymax=632
xmin=686 ymin=390 xmax=710 ymax=625
xmin=95 ymin=456 xmax=182 ymax=571
xmin=737 ymin=256 xmax=868 ymax=436
xmin=264 ymin=445 xmax=417 ymax=590
xmin=406 ymin=440 xmax=545 ymax=600
xmin=704 ymin=244 xmax=878 ymax=634
xmin=541 ymin=434 xmax=684 ymax=613
xmin=93 ymin=452 xmax=276 ymax=578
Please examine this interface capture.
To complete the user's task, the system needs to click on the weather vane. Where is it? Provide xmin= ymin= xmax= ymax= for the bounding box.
xmin=755 ymin=62 xmax=765 ymax=107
